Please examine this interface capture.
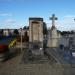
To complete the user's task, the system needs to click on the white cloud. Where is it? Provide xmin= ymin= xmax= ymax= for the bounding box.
xmin=4 ymin=19 xmax=16 ymax=24
xmin=56 ymin=16 xmax=75 ymax=31
xmin=63 ymin=15 xmax=75 ymax=18
xmin=0 ymin=19 xmax=16 ymax=29
xmin=0 ymin=13 xmax=12 ymax=16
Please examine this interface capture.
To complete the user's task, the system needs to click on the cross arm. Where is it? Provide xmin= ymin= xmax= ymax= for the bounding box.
xmin=49 ymin=17 xmax=58 ymax=20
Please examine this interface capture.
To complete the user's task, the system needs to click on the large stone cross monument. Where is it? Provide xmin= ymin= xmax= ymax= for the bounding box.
xmin=47 ymin=14 xmax=59 ymax=48
xmin=50 ymin=14 xmax=58 ymax=27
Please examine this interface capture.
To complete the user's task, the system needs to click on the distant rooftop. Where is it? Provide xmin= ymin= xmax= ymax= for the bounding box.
xmin=29 ymin=17 xmax=43 ymax=21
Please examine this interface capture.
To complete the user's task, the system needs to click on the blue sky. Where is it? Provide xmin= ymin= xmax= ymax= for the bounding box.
xmin=0 ymin=0 xmax=75 ymax=31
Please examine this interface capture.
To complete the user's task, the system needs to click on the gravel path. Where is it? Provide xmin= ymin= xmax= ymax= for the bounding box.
xmin=0 ymin=48 xmax=74 ymax=75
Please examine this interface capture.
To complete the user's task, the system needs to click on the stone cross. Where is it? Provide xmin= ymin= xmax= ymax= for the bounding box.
xmin=50 ymin=14 xmax=58 ymax=26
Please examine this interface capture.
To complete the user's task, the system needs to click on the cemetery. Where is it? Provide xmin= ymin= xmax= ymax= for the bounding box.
xmin=0 ymin=14 xmax=75 ymax=75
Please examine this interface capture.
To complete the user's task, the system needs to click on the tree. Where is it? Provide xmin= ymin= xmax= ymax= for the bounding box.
xmin=43 ymin=22 xmax=47 ymax=35
xmin=71 ymin=30 xmax=74 ymax=34
xmin=24 ymin=31 xmax=29 ymax=42
xmin=23 ymin=26 xmax=27 ymax=29
xmin=0 ymin=29 xmax=4 ymax=39
xmin=60 ymin=30 xmax=75 ymax=35
xmin=23 ymin=26 xmax=29 ymax=30
xmin=13 ymin=29 xmax=19 ymax=36
xmin=0 ymin=29 xmax=3 ymax=35
xmin=26 ymin=26 xmax=29 ymax=29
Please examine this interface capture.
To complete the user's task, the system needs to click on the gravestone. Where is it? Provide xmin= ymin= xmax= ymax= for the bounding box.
xmin=47 ymin=14 xmax=59 ymax=48
xmin=29 ymin=18 xmax=43 ymax=49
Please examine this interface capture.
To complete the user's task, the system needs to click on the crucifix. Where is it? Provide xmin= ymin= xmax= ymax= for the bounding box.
xmin=50 ymin=14 xmax=58 ymax=27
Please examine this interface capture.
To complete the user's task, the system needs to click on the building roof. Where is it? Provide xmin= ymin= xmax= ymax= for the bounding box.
xmin=29 ymin=17 xmax=43 ymax=21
